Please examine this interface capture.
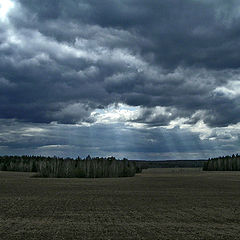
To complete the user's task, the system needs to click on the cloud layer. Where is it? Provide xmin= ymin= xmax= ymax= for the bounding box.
xmin=1 ymin=0 xmax=240 ymax=158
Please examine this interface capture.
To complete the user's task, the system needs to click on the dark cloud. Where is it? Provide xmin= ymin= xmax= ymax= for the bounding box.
xmin=1 ymin=0 xmax=240 ymax=158
xmin=14 ymin=0 xmax=240 ymax=69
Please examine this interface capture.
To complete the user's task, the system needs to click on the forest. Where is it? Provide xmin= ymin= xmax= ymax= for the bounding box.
xmin=203 ymin=154 xmax=240 ymax=171
xmin=0 ymin=155 xmax=142 ymax=178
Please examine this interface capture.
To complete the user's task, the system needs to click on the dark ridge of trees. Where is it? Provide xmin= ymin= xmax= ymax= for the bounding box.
xmin=135 ymin=160 xmax=207 ymax=169
xmin=203 ymin=154 xmax=240 ymax=171
xmin=0 ymin=155 xmax=142 ymax=178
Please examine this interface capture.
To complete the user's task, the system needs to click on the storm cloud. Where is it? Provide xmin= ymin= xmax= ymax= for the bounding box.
xmin=1 ymin=0 xmax=240 ymax=158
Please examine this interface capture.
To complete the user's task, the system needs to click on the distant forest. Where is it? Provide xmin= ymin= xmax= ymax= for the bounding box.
xmin=2 ymin=154 xmax=235 ymax=177
xmin=0 ymin=155 xmax=142 ymax=178
xmin=135 ymin=160 xmax=206 ymax=169
xmin=203 ymin=154 xmax=240 ymax=171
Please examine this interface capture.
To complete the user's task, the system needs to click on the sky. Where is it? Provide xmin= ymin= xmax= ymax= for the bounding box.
xmin=0 ymin=0 xmax=240 ymax=160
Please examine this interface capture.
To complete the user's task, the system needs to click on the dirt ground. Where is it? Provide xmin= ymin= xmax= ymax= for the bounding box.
xmin=0 ymin=168 xmax=240 ymax=240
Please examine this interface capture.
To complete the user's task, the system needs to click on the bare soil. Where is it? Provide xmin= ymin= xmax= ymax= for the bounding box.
xmin=0 ymin=168 xmax=240 ymax=240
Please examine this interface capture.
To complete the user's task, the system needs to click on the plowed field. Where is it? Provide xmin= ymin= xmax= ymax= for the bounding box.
xmin=1 ymin=168 xmax=240 ymax=240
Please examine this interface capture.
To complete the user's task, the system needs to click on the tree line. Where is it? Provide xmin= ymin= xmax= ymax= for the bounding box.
xmin=203 ymin=154 xmax=240 ymax=171
xmin=0 ymin=155 xmax=142 ymax=178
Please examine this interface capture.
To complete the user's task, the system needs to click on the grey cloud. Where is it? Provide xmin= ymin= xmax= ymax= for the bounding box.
xmin=50 ymin=103 xmax=95 ymax=124
xmin=0 ymin=0 xmax=240 ymax=128
xmin=130 ymin=107 xmax=177 ymax=127
xmin=15 ymin=0 xmax=240 ymax=69
xmin=0 ymin=119 xmax=234 ymax=159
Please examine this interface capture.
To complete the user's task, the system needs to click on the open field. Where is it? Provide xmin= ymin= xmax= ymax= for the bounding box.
xmin=1 ymin=168 xmax=240 ymax=240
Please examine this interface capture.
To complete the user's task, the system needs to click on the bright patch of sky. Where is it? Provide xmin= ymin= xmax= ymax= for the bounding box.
xmin=91 ymin=104 xmax=141 ymax=125
xmin=90 ymin=103 xmax=240 ymax=144
xmin=0 ymin=0 xmax=14 ymax=22
xmin=214 ymin=81 xmax=240 ymax=99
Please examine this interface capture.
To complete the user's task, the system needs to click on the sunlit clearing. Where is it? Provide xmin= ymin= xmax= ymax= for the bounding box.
xmin=0 ymin=0 xmax=14 ymax=21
